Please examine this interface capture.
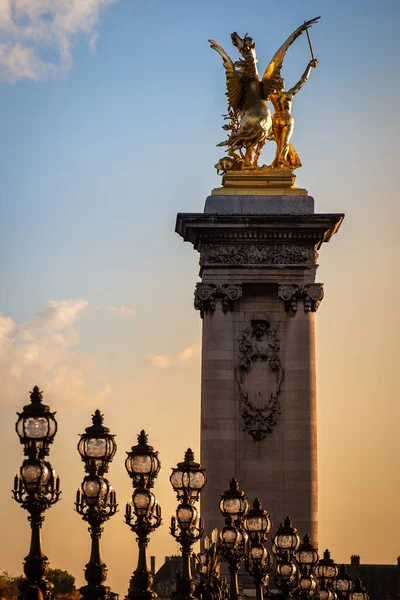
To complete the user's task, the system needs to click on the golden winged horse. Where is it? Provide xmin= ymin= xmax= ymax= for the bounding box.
xmin=209 ymin=17 xmax=320 ymax=171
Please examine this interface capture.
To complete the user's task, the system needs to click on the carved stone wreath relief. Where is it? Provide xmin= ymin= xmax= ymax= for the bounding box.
xmin=236 ymin=313 xmax=284 ymax=442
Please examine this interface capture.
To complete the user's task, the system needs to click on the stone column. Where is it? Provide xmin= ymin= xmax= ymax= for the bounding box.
xmin=277 ymin=284 xmax=323 ymax=540
xmin=176 ymin=195 xmax=343 ymax=545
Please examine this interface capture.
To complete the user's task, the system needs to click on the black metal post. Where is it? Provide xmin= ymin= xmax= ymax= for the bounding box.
xmin=13 ymin=386 xmax=61 ymax=600
xmin=228 ymin=564 xmax=241 ymax=600
xmin=75 ymin=486 xmax=117 ymax=600
xmin=125 ymin=502 xmax=161 ymax=600
xmin=170 ymin=512 xmax=204 ymax=600
xmin=124 ymin=431 xmax=162 ymax=600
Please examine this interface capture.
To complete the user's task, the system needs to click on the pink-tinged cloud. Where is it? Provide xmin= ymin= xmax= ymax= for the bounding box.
xmin=0 ymin=298 xmax=136 ymax=410
xmin=147 ymin=344 xmax=201 ymax=369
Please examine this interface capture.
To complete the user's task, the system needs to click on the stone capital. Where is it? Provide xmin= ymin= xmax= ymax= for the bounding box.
xmin=194 ymin=283 xmax=242 ymax=318
xmin=278 ymin=283 xmax=324 ymax=313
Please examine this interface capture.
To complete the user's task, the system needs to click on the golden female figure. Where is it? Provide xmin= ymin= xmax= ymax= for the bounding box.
xmin=270 ymin=58 xmax=318 ymax=170
xmin=209 ymin=18 xmax=320 ymax=171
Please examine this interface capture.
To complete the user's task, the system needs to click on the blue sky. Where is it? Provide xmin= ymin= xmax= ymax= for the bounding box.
xmin=0 ymin=0 xmax=400 ymax=592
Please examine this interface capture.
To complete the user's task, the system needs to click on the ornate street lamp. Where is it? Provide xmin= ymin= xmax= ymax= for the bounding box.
xmin=316 ymin=550 xmax=338 ymax=590
xmin=218 ymin=479 xmax=248 ymax=600
xmin=295 ymin=534 xmax=319 ymax=599
xmin=75 ymin=411 xmax=117 ymax=600
xmin=244 ymin=539 xmax=271 ymax=600
xmin=16 ymin=387 xmax=57 ymax=459
xmin=297 ymin=566 xmax=318 ymax=599
xmin=125 ymin=430 xmax=160 ymax=489
xmin=170 ymin=449 xmax=206 ymax=600
xmin=243 ymin=499 xmax=272 ymax=600
xmin=318 ymin=578 xmax=337 ymax=600
xmin=170 ymin=448 xmax=207 ymax=503
xmin=219 ymin=516 xmax=248 ymax=600
xmin=348 ymin=578 xmax=369 ymax=600
xmin=219 ymin=478 xmax=249 ymax=526
xmin=295 ymin=535 xmax=319 ymax=573
xmin=334 ymin=565 xmax=353 ymax=599
xmin=125 ymin=431 xmax=162 ymax=600
xmin=78 ymin=410 xmax=116 ymax=476
xmin=242 ymin=497 xmax=271 ymax=542
xmin=272 ymin=517 xmax=300 ymax=599
xmin=13 ymin=388 xmax=61 ymax=600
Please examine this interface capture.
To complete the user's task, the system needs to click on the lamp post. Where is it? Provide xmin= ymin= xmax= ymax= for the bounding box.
xmin=75 ymin=411 xmax=117 ymax=600
xmin=13 ymin=387 xmax=61 ymax=600
xmin=295 ymin=535 xmax=319 ymax=599
xmin=170 ymin=449 xmax=207 ymax=600
xmin=334 ymin=566 xmax=352 ymax=600
xmin=316 ymin=550 xmax=338 ymax=595
xmin=219 ymin=479 xmax=249 ymax=600
xmin=242 ymin=498 xmax=272 ymax=600
xmin=272 ymin=517 xmax=300 ymax=599
xmin=124 ymin=431 xmax=162 ymax=600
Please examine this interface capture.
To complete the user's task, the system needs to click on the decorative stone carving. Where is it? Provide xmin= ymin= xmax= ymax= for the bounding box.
xmin=278 ymin=283 xmax=324 ymax=312
xmin=201 ymin=243 xmax=315 ymax=265
xmin=236 ymin=313 xmax=284 ymax=442
xmin=194 ymin=283 xmax=242 ymax=318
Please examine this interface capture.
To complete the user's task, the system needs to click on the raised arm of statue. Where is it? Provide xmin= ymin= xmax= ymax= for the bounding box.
xmin=288 ymin=58 xmax=318 ymax=96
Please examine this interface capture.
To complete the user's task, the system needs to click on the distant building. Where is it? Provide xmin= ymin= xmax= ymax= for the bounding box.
xmin=345 ymin=554 xmax=400 ymax=600
xmin=153 ymin=555 xmax=400 ymax=600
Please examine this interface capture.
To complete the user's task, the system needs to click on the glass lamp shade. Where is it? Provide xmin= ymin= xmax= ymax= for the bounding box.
xmin=220 ymin=523 xmax=241 ymax=550
xmin=125 ymin=430 xmax=160 ymax=489
xmin=219 ymin=478 xmax=249 ymax=522
xmin=132 ymin=488 xmax=156 ymax=517
xmin=78 ymin=410 xmax=116 ymax=475
xmin=295 ymin=534 xmax=319 ymax=568
xmin=16 ymin=387 xmax=57 ymax=455
xmin=273 ymin=517 xmax=300 ymax=554
xmin=316 ymin=550 xmax=339 ymax=582
xmin=249 ymin=543 xmax=269 ymax=565
xmin=348 ymin=579 xmax=369 ymax=600
xmin=335 ymin=565 xmax=353 ymax=593
xmin=170 ymin=449 xmax=206 ymax=502
xmin=300 ymin=575 xmax=316 ymax=593
xmin=319 ymin=590 xmax=336 ymax=600
xmin=21 ymin=459 xmax=52 ymax=493
xmin=242 ymin=498 xmax=271 ymax=540
xmin=176 ymin=503 xmax=197 ymax=530
xmin=82 ymin=475 xmax=109 ymax=506
xmin=276 ymin=561 xmax=297 ymax=580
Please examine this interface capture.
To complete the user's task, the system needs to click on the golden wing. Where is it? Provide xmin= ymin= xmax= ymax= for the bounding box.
xmin=261 ymin=16 xmax=320 ymax=100
xmin=209 ymin=39 xmax=242 ymax=111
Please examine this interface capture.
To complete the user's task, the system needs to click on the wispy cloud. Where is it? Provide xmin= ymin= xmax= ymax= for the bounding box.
xmin=0 ymin=0 xmax=118 ymax=82
xmin=177 ymin=344 xmax=201 ymax=361
xmin=0 ymin=298 xmax=136 ymax=409
xmin=95 ymin=305 xmax=137 ymax=318
xmin=147 ymin=354 xmax=171 ymax=369
xmin=147 ymin=344 xmax=201 ymax=369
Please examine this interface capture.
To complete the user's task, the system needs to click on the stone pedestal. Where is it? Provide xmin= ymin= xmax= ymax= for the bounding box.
xmin=176 ymin=193 xmax=344 ymax=544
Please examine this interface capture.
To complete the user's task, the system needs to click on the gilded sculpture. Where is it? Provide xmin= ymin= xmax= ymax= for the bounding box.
xmin=209 ymin=17 xmax=319 ymax=174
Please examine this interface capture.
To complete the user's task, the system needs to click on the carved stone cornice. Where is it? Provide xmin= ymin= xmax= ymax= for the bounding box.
xmin=200 ymin=243 xmax=316 ymax=266
xmin=278 ymin=283 xmax=324 ymax=312
xmin=176 ymin=213 xmax=344 ymax=251
xmin=194 ymin=283 xmax=242 ymax=318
